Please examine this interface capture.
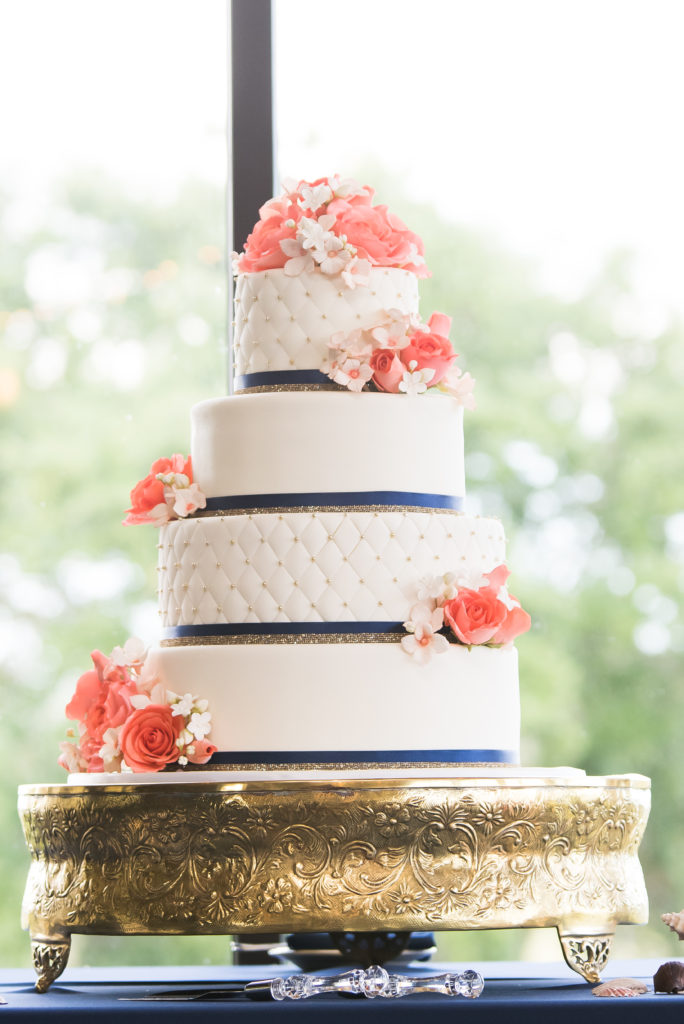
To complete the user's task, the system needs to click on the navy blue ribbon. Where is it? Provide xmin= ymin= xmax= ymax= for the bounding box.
xmin=203 ymin=490 xmax=463 ymax=512
xmin=206 ymin=749 xmax=517 ymax=766
xmin=163 ymin=621 xmax=405 ymax=641
xmin=236 ymin=369 xmax=330 ymax=390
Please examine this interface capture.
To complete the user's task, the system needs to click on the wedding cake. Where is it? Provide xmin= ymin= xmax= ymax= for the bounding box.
xmin=60 ymin=176 xmax=530 ymax=777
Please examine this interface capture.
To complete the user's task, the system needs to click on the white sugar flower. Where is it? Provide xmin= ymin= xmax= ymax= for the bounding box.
xmin=416 ymin=576 xmax=447 ymax=604
xmin=171 ymin=482 xmax=207 ymax=519
xmin=110 ymin=636 xmax=147 ymax=669
xmin=298 ymin=183 xmax=333 ymax=210
xmin=328 ymin=175 xmax=371 ymax=201
xmin=187 ymin=710 xmax=212 ymax=740
xmin=401 ymin=602 xmax=449 ymax=664
xmin=341 ymin=256 xmax=372 ymax=290
xmin=331 ymin=357 xmax=373 ymax=392
xmin=317 ymin=236 xmax=354 ymax=275
xmin=452 ymin=568 xmax=489 ymax=591
xmin=371 ymin=309 xmax=413 ymax=350
xmin=437 ymin=367 xmax=476 ymax=409
xmin=398 ymin=361 xmax=435 ymax=396
xmin=136 ymin=659 xmax=162 ymax=694
xmin=171 ymin=693 xmax=196 ymax=718
xmin=328 ymin=328 xmax=372 ymax=361
xmin=99 ymin=727 xmax=122 ymax=771
xmin=280 ymin=236 xmax=315 ymax=276
xmin=298 ymin=214 xmax=336 ymax=253
xmin=156 ymin=470 xmax=190 ymax=488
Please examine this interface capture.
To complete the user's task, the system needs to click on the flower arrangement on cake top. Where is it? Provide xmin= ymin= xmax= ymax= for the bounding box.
xmin=123 ymin=453 xmax=205 ymax=526
xmin=235 ymin=174 xmax=429 ymax=285
xmin=326 ymin=309 xmax=476 ymax=404
xmin=401 ymin=564 xmax=531 ymax=664
xmin=59 ymin=638 xmax=216 ymax=773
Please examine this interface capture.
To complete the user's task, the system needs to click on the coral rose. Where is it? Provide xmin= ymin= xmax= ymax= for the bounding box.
xmin=327 ymin=200 xmax=427 ymax=274
xmin=237 ymin=207 xmax=300 ymax=273
xmin=442 ymin=587 xmax=507 ymax=646
xmin=119 ymin=704 xmax=182 ymax=772
xmin=490 ymin=601 xmax=531 ymax=645
xmin=400 ymin=313 xmax=456 ymax=386
xmin=369 ymin=348 xmax=405 ymax=393
xmin=123 ymin=454 xmax=192 ymax=526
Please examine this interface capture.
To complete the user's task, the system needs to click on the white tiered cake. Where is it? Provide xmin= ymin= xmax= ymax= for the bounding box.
xmin=60 ymin=176 xmax=529 ymax=778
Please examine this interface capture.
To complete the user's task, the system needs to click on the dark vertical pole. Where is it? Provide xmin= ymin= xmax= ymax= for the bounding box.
xmin=230 ymin=0 xmax=276 ymax=251
xmin=227 ymin=0 xmax=276 ymax=393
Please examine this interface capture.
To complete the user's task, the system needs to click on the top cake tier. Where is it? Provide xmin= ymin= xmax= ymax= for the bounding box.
xmin=232 ymin=175 xmax=472 ymax=396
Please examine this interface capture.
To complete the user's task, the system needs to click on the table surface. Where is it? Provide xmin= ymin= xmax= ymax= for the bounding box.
xmin=1 ymin=961 xmax=681 ymax=1021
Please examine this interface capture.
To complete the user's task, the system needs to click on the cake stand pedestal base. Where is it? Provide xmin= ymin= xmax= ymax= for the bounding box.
xmin=18 ymin=771 xmax=650 ymax=991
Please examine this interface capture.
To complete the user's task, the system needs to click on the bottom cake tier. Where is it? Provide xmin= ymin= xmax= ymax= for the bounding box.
xmin=146 ymin=642 xmax=520 ymax=768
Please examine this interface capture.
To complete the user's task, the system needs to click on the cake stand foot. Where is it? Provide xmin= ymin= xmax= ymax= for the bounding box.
xmin=31 ymin=934 xmax=71 ymax=992
xmin=557 ymin=928 xmax=614 ymax=983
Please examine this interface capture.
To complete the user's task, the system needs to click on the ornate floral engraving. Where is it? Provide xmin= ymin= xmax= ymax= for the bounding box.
xmin=19 ymin=777 xmax=649 ymax=986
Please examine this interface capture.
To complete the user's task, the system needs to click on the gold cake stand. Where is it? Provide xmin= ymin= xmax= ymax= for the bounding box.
xmin=18 ymin=772 xmax=650 ymax=991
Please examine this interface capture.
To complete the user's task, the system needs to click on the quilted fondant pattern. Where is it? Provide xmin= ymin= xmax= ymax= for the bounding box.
xmin=233 ymin=267 xmax=419 ymax=380
xmin=157 ymin=511 xmax=506 ymax=627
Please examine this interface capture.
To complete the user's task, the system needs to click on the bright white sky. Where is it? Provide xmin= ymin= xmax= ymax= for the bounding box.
xmin=2 ymin=0 xmax=683 ymax=321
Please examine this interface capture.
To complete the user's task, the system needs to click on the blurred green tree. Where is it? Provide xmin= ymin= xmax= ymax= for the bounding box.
xmin=2 ymin=171 xmax=683 ymax=968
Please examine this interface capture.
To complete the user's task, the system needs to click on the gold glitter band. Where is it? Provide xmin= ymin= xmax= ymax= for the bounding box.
xmin=235 ymin=382 xmax=341 ymax=394
xmin=171 ymin=760 xmax=516 ymax=772
xmin=161 ymin=632 xmax=403 ymax=647
xmin=190 ymin=505 xmax=466 ymax=518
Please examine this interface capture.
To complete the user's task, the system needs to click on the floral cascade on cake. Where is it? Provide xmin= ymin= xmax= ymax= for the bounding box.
xmin=59 ymin=638 xmax=216 ymax=773
xmin=402 ymin=565 xmax=530 ymax=664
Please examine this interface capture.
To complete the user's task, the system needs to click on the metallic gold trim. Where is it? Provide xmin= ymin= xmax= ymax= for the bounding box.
xmin=190 ymin=505 xmax=465 ymax=517
xmin=236 ymin=382 xmax=342 ymax=394
xmin=161 ymin=632 xmax=403 ymax=647
xmin=170 ymin=760 xmax=516 ymax=772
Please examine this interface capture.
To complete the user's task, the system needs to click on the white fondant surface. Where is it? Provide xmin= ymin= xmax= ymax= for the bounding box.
xmin=158 ymin=511 xmax=505 ymax=627
xmin=233 ymin=267 xmax=419 ymax=380
xmin=191 ymin=392 xmax=465 ymax=500
xmin=146 ymin=643 xmax=520 ymax=760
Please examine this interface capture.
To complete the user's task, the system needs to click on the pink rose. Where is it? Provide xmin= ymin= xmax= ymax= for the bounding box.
xmin=400 ymin=313 xmax=455 ymax=385
xmin=187 ymin=738 xmax=218 ymax=765
xmin=442 ymin=587 xmax=507 ymax=646
xmin=65 ymin=661 xmax=106 ymax=725
xmin=64 ymin=650 xmax=137 ymax=771
xmin=369 ymin=348 xmax=405 ymax=393
xmin=119 ymin=704 xmax=182 ymax=772
xmin=327 ymin=200 xmax=427 ymax=275
xmin=482 ymin=564 xmax=532 ymax=645
xmin=490 ymin=602 xmax=531 ymax=645
xmin=237 ymin=207 xmax=300 ymax=273
xmin=123 ymin=454 xmax=192 ymax=526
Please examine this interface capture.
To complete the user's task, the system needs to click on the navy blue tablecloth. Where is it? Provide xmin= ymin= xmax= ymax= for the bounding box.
xmin=0 ymin=962 xmax=680 ymax=1021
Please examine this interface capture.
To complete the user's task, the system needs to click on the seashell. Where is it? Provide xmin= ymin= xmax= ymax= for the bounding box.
xmin=654 ymin=961 xmax=684 ymax=993
xmin=662 ymin=910 xmax=684 ymax=938
xmin=592 ymin=977 xmax=648 ymax=998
